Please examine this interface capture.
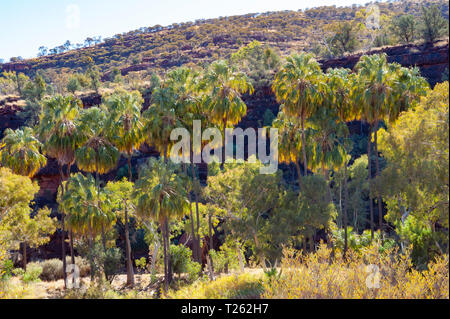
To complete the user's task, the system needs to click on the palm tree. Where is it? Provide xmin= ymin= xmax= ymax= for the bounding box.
xmin=75 ymin=106 xmax=119 ymax=250
xmin=133 ymin=158 xmax=188 ymax=292
xmin=353 ymin=54 xmax=394 ymax=240
xmin=353 ymin=54 xmax=429 ymax=239
xmin=166 ymin=67 xmax=204 ymax=264
xmin=272 ymin=53 xmax=326 ymax=176
xmin=326 ymin=68 xmax=355 ymax=255
xmin=309 ymin=107 xmax=348 ymax=179
xmin=200 ymin=60 xmax=254 ymax=168
xmin=142 ymin=86 xmax=180 ymax=161
xmin=105 ymin=90 xmax=145 ymax=286
xmin=0 ymin=127 xmax=47 ymax=177
xmin=37 ymin=95 xmax=81 ymax=288
xmin=271 ymin=110 xmax=304 ymax=187
xmin=59 ymin=173 xmax=115 ymax=280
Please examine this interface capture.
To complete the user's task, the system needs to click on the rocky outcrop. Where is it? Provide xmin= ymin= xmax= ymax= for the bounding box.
xmin=319 ymin=41 xmax=449 ymax=87
xmin=0 ymin=95 xmax=26 ymax=136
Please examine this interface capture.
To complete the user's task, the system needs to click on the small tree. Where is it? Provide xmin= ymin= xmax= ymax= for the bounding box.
xmin=420 ymin=5 xmax=448 ymax=43
xmin=390 ymin=15 xmax=416 ymax=44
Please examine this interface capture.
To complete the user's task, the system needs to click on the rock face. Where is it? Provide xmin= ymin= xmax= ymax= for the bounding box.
xmin=319 ymin=41 xmax=449 ymax=87
xmin=0 ymin=96 xmax=26 ymax=136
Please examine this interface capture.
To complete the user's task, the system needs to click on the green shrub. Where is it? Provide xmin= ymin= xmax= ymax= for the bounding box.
xmin=169 ymin=244 xmax=201 ymax=281
xmin=18 ymin=264 xmax=43 ymax=284
xmin=28 ymin=257 xmax=90 ymax=281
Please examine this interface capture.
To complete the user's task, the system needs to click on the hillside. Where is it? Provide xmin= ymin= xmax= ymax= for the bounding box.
xmin=1 ymin=0 xmax=448 ymax=77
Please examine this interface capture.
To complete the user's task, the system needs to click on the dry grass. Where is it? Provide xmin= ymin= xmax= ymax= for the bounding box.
xmin=262 ymin=243 xmax=449 ymax=299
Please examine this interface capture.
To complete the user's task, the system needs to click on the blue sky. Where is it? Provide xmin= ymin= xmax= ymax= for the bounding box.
xmin=0 ymin=0 xmax=372 ymax=61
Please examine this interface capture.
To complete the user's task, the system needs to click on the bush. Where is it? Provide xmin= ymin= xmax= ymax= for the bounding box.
xmin=262 ymin=244 xmax=449 ymax=299
xmin=103 ymin=248 xmax=123 ymax=283
xmin=169 ymin=244 xmax=201 ymax=281
xmin=28 ymin=257 xmax=90 ymax=281
xmin=14 ymin=264 xmax=43 ymax=284
xmin=166 ymin=273 xmax=263 ymax=299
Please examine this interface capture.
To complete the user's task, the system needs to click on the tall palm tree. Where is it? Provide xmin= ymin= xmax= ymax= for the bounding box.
xmin=326 ymin=68 xmax=355 ymax=255
xmin=271 ymin=110 xmax=304 ymax=187
xmin=309 ymin=107 xmax=348 ymax=179
xmin=353 ymin=54 xmax=394 ymax=240
xmin=353 ymin=54 xmax=429 ymax=239
xmin=105 ymin=90 xmax=145 ymax=286
xmin=200 ymin=60 xmax=254 ymax=168
xmin=37 ymin=95 xmax=81 ymax=288
xmin=133 ymin=158 xmax=188 ymax=292
xmin=75 ymin=106 xmax=119 ymax=250
xmin=166 ymin=67 xmax=205 ymax=264
xmin=142 ymin=86 xmax=180 ymax=161
xmin=272 ymin=53 xmax=326 ymax=176
xmin=0 ymin=127 xmax=47 ymax=177
xmin=59 ymin=173 xmax=115 ymax=280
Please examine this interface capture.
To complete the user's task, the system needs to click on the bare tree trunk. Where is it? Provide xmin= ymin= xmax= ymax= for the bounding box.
xmin=367 ymin=124 xmax=375 ymax=240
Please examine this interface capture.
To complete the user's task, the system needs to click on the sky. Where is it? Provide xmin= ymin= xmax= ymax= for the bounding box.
xmin=0 ymin=0 xmax=373 ymax=61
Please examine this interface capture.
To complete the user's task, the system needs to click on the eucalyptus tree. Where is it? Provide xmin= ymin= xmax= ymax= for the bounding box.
xmin=104 ymin=179 xmax=136 ymax=287
xmin=133 ymin=158 xmax=189 ymax=292
xmin=37 ymin=95 xmax=81 ymax=288
xmin=0 ymin=127 xmax=47 ymax=177
xmin=272 ymin=53 xmax=326 ymax=176
xmin=200 ymin=60 xmax=254 ymax=168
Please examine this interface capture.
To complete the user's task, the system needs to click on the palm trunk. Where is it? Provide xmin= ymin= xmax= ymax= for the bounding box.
xmin=301 ymin=116 xmax=308 ymax=176
xmin=208 ymin=213 xmax=214 ymax=279
xmin=69 ymin=230 xmax=75 ymax=265
xmin=220 ymin=118 xmax=226 ymax=170
xmin=124 ymin=201 xmax=135 ymax=286
xmin=58 ymin=164 xmax=67 ymax=289
xmin=184 ymin=164 xmax=198 ymax=262
xmin=165 ymin=219 xmax=173 ymax=285
xmin=162 ymin=218 xmax=169 ymax=292
xmin=343 ymin=161 xmax=349 ymax=257
xmin=65 ymin=164 xmax=75 ymax=265
xmin=127 ymin=153 xmax=132 ymax=182
xmin=294 ymin=161 xmax=302 ymax=188
xmin=191 ymin=163 xmax=201 ymax=264
xmin=373 ymin=121 xmax=383 ymax=240
xmin=367 ymin=123 xmax=375 ymax=241
xmin=22 ymin=242 xmax=27 ymax=270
